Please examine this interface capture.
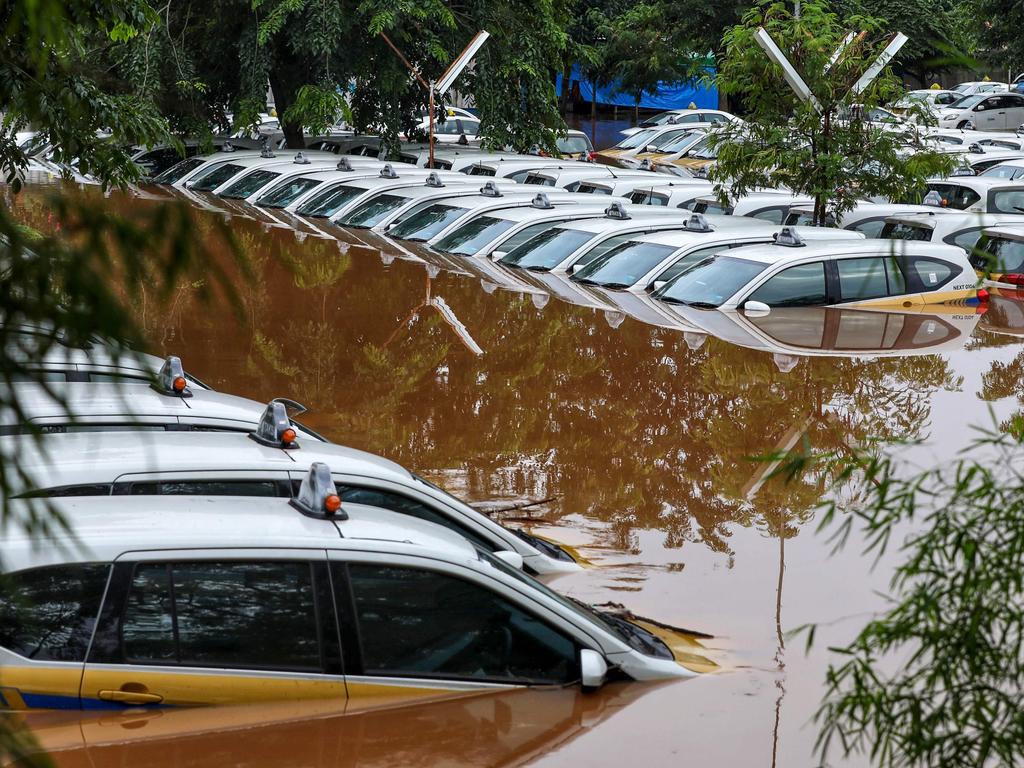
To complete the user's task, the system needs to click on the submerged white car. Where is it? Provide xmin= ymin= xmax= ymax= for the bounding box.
xmin=9 ymin=411 xmax=581 ymax=576
xmin=651 ymin=230 xmax=984 ymax=311
xmin=0 ymin=466 xmax=700 ymax=710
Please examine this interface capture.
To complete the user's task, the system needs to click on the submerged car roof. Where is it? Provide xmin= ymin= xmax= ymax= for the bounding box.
xmin=538 ymin=207 xmax=691 ymax=233
xmin=725 ymin=238 xmax=968 ymax=265
xmin=12 ymin=430 xmax=413 ymax=492
xmin=2 ymin=382 xmax=322 ymax=437
xmin=614 ymin=222 xmax=863 ymax=248
xmin=3 ymin=496 xmax=475 ymax=571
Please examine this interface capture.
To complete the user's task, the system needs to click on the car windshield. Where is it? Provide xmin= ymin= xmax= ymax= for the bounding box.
xmin=499 ymin=227 xmax=594 ymax=269
xmin=388 ymin=203 xmax=470 ymax=240
xmin=572 ymin=241 xmax=678 ymax=288
xmin=557 ymin=136 xmax=591 ymax=155
xmin=654 ymin=255 xmax=768 ymax=307
xmin=949 ymin=94 xmax=985 ymax=109
xmin=219 ymin=170 xmax=280 ymax=198
xmin=654 ymin=164 xmax=691 ymax=177
xmin=295 ymin=184 xmax=370 ymax=217
xmin=659 ymin=132 xmax=702 ymax=153
xmin=434 ymin=215 xmax=516 ymax=255
xmin=614 ymin=128 xmax=660 ymax=150
xmin=338 ymin=194 xmax=409 ymax=227
xmin=880 ymin=221 xmax=933 ymax=241
xmin=188 ymin=163 xmax=245 ymax=191
xmin=153 ymin=157 xmax=204 ymax=184
xmin=641 ymin=111 xmax=678 ymax=126
xmin=257 ymin=177 xmax=323 ymax=208
xmin=688 ymin=140 xmax=718 ymax=160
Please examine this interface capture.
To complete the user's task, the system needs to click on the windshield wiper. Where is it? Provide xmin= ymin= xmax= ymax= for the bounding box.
xmin=676 ymin=300 xmax=718 ymax=309
xmin=524 ymin=264 xmax=551 ymax=272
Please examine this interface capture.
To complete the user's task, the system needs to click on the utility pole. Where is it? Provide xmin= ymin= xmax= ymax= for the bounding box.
xmin=380 ymin=31 xmax=489 ymax=168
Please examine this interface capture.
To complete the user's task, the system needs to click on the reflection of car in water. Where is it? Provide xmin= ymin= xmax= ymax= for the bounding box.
xmin=980 ymin=286 xmax=1024 ymax=338
xmin=665 ymin=303 xmax=982 ymax=359
xmin=10 ymin=682 xmax=679 ymax=768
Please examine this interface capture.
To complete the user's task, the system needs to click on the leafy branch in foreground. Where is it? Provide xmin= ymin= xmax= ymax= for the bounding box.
xmin=774 ymin=423 xmax=1024 ymax=767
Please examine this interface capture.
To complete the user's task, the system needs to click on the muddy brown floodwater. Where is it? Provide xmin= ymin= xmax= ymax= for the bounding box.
xmin=10 ymin=186 xmax=1024 ymax=767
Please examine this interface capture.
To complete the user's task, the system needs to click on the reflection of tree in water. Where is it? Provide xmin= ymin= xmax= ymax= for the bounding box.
xmin=126 ymin=205 xmax=964 ymax=557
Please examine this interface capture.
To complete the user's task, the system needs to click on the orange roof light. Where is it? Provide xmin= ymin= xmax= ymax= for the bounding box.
xmin=281 ymin=427 xmax=297 ymax=444
xmin=172 ymin=376 xmax=187 ymax=393
xmin=324 ymin=494 xmax=342 ymax=514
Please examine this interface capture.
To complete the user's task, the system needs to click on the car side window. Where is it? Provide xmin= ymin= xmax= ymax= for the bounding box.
xmin=991 ymin=190 xmax=1024 ymax=214
xmin=837 ymin=258 xmax=889 ymax=301
xmin=121 ymin=561 xmax=322 ymax=671
xmin=749 ymin=262 xmax=828 ymax=307
xmin=908 ymin=259 xmax=955 ymax=289
xmin=944 ymin=227 xmax=985 ymax=253
xmin=0 ymin=564 xmax=110 ymax=661
xmin=848 ymin=218 xmax=887 ymax=238
xmin=344 ymin=564 xmax=577 ymax=685
xmin=123 ymin=480 xmax=289 ymax=496
xmin=953 ymin=187 xmax=981 ymax=210
xmin=749 ymin=206 xmax=787 ymax=224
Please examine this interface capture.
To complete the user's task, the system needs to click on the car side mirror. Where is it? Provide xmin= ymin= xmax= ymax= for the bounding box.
xmin=492 ymin=550 xmax=524 ymax=570
xmin=491 ymin=250 xmax=507 ymax=262
xmin=645 ymin=145 xmax=658 ymax=153
xmin=651 ymin=280 xmax=667 ymax=292
xmin=580 ymin=649 xmax=608 ymax=691
xmin=567 ymin=263 xmax=579 ymax=275
xmin=974 ymin=104 xmax=986 ymax=112
xmin=743 ymin=300 xmax=771 ymax=315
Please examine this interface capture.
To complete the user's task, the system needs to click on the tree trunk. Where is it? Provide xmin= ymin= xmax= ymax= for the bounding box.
xmin=559 ymin=66 xmax=571 ymax=112
xmin=268 ymin=67 xmax=306 ymax=149
xmin=635 ymin=98 xmax=640 ymax=123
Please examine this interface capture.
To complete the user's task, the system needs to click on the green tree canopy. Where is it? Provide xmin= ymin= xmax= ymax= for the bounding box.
xmin=710 ymin=0 xmax=955 ymax=226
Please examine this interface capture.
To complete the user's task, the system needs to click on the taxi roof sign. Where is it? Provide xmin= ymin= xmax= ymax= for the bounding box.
xmin=153 ymin=356 xmax=192 ymax=398
xmin=250 ymin=401 xmax=299 ymax=449
xmin=291 ymin=462 xmax=346 ymax=519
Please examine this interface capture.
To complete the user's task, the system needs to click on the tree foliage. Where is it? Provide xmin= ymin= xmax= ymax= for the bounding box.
xmin=780 ymin=423 xmax=1024 ymax=767
xmin=710 ymin=0 xmax=955 ymax=226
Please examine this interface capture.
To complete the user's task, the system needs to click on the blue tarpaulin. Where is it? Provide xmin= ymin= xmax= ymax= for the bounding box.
xmin=556 ymin=63 xmax=718 ymax=110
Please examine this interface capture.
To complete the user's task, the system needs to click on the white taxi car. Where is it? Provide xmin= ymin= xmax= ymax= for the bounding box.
xmin=9 ymin=407 xmax=580 ymax=576
xmin=967 ymin=224 xmax=1024 ymax=286
xmin=783 ymin=202 xmax=956 ymax=237
xmin=923 ymin=176 xmax=1024 ymax=213
xmin=652 ymin=229 xmax=985 ymax=311
xmin=568 ymin=216 xmax=863 ymax=294
xmin=384 ymin=183 xmax=582 ymax=243
xmin=497 ymin=205 xmax=696 ymax=273
xmin=430 ymin=195 xmax=627 ymax=258
xmin=0 ymin=466 xmax=699 ymax=710
xmin=333 ymin=175 xmax=516 ymax=231
xmin=936 ymin=92 xmax=1024 ymax=131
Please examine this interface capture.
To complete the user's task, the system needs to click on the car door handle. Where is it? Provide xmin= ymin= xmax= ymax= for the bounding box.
xmin=98 ymin=688 xmax=164 ymax=705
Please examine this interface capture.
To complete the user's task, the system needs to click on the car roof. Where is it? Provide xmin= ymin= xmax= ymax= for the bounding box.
xmin=372 ymin=180 xmax=507 ymax=200
xmin=477 ymin=201 xmax=619 ymax=222
xmin=622 ymin=222 xmax=862 ymax=248
xmin=886 ymin=211 xmax=1024 ymax=229
xmin=930 ymin=175 xmax=1024 ymax=190
xmin=4 ymin=382 xmax=310 ymax=432
xmin=12 ymin=430 xmax=412 ymax=491
xmin=724 ymin=238 xmax=969 ymax=265
xmin=541 ymin=207 xmax=690 ymax=233
xmin=3 ymin=496 xmax=476 ymax=571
